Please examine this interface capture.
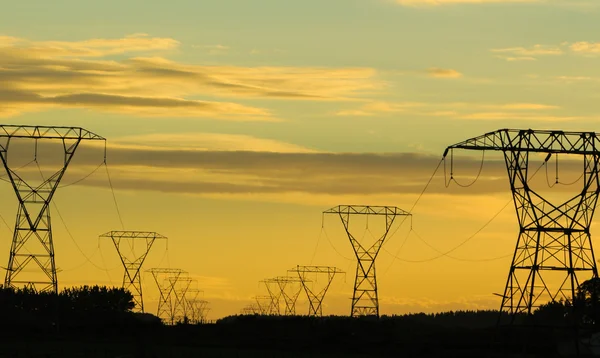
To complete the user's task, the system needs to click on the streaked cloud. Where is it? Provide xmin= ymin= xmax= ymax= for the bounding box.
xmin=1 ymin=33 xmax=179 ymax=58
xmin=335 ymin=101 xmax=560 ymax=118
xmin=396 ymin=0 xmax=539 ymax=6
xmin=491 ymin=44 xmax=563 ymax=56
xmin=570 ymin=41 xmax=600 ymax=54
xmin=426 ymin=68 xmax=463 ymax=79
xmin=0 ymin=34 xmax=383 ymax=119
xmin=112 ymin=133 xmax=317 ymax=153
xmin=335 ymin=101 xmax=424 ymax=116
xmin=493 ymin=41 xmax=600 ymax=60
xmin=459 ymin=112 xmax=583 ymax=121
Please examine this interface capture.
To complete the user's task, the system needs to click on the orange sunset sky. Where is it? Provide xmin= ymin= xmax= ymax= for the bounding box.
xmin=1 ymin=0 xmax=600 ymax=319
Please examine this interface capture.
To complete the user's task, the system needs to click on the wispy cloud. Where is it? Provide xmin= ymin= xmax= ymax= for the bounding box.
xmin=112 ymin=133 xmax=317 ymax=153
xmin=335 ymin=101 xmax=561 ymax=118
xmin=396 ymin=0 xmax=539 ymax=6
xmin=491 ymin=45 xmax=563 ymax=56
xmin=0 ymin=34 xmax=383 ymax=119
xmin=203 ymin=44 xmax=230 ymax=55
xmin=570 ymin=41 xmax=600 ymax=54
xmin=426 ymin=67 xmax=463 ymax=78
xmin=335 ymin=101 xmax=423 ymax=116
xmin=493 ymin=41 xmax=600 ymax=61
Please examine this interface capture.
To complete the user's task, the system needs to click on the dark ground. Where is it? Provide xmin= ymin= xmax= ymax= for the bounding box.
xmin=1 ymin=312 xmax=597 ymax=358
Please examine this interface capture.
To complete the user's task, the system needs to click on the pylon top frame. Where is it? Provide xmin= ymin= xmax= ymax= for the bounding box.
xmin=446 ymin=128 xmax=600 ymax=155
xmin=323 ymin=205 xmax=411 ymax=217
xmin=0 ymin=125 xmax=105 ymax=141
xmin=99 ymin=231 xmax=168 ymax=240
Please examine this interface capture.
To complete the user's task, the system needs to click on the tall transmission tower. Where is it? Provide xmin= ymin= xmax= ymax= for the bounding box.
xmin=254 ymin=295 xmax=276 ymax=315
xmin=99 ymin=231 xmax=167 ymax=313
xmin=289 ymin=265 xmax=344 ymax=317
xmin=274 ymin=276 xmax=305 ymax=315
xmin=445 ymin=129 xmax=600 ymax=322
xmin=172 ymin=277 xmax=194 ymax=323
xmin=148 ymin=268 xmax=187 ymax=324
xmin=323 ymin=205 xmax=410 ymax=317
xmin=260 ymin=278 xmax=282 ymax=315
xmin=0 ymin=126 xmax=105 ymax=293
xmin=241 ymin=304 xmax=260 ymax=315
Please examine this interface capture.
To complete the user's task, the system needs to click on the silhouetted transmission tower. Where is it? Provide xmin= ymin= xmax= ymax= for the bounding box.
xmin=445 ymin=129 xmax=599 ymax=322
xmin=1 ymin=126 xmax=105 ymax=293
xmin=99 ymin=231 xmax=167 ymax=312
xmin=324 ymin=205 xmax=410 ymax=317
xmin=289 ymin=265 xmax=344 ymax=317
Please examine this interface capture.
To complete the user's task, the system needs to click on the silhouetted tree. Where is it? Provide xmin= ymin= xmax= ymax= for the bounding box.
xmin=574 ymin=277 xmax=600 ymax=326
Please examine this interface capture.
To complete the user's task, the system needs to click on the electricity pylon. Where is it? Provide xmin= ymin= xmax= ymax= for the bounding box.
xmin=260 ymin=278 xmax=282 ymax=315
xmin=289 ymin=265 xmax=344 ymax=317
xmin=172 ymin=277 xmax=193 ymax=323
xmin=241 ymin=304 xmax=259 ymax=315
xmin=148 ymin=268 xmax=187 ymax=324
xmin=323 ymin=205 xmax=410 ymax=317
xmin=0 ymin=126 xmax=105 ymax=293
xmin=445 ymin=129 xmax=600 ymax=322
xmin=274 ymin=276 xmax=305 ymax=315
xmin=254 ymin=295 xmax=275 ymax=315
xmin=99 ymin=231 xmax=166 ymax=313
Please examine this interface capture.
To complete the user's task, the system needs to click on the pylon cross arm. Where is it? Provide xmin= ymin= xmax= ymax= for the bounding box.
xmin=445 ymin=129 xmax=600 ymax=155
xmin=0 ymin=125 xmax=105 ymax=141
xmin=323 ymin=205 xmax=411 ymax=216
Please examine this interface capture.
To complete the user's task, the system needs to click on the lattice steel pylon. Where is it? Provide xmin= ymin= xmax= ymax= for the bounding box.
xmin=99 ymin=231 xmax=166 ymax=313
xmin=172 ymin=277 xmax=194 ymax=323
xmin=289 ymin=265 xmax=344 ymax=317
xmin=241 ymin=304 xmax=259 ymax=315
xmin=0 ymin=126 xmax=105 ymax=293
xmin=148 ymin=268 xmax=187 ymax=324
xmin=260 ymin=278 xmax=283 ymax=315
xmin=254 ymin=295 xmax=276 ymax=315
xmin=274 ymin=276 xmax=305 ymax=315
xmin=323 ymin=205 xmax=410 ymax=317
xmin=445 ymin=129 xmax=600 ymax=322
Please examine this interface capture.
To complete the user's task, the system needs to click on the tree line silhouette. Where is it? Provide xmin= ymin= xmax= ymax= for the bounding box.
xmin=1 ymin=279 xmax=600 ymax=356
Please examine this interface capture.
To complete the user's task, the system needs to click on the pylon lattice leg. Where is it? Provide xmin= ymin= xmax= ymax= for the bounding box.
xmin=499 ymin=150 xmax=599 ymax=320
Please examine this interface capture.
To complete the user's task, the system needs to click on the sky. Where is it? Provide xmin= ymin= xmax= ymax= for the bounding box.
xmin=1 ymin=0 xmax=600 ymax=320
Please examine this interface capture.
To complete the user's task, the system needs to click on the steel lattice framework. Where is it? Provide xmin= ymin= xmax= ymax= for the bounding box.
xmin=241 ymin=304 xmax=260 ymax=315
xmin=323 ymin=205 xmax=410 ymax=317
xmin=289 ymin=265 xmax=344 ymax=317
xmin=445 ymin=129 xmax=600 ymax=321
xmin=1 ymin=126 xmax=105 ymax=293
xmin=148 ymin=268 xmax=187 ymax=324
xmin=171 ymin=277 xmax=194 ymax=324
xmin=99 ymin=231 xmax=166 ymax=313
xmin=274 ymin=276 xmax=305 ymax=315
xmin=260 ymin=278 xmax=283 ymax=315
xmin=254 ymin=295 xmax=276 ymax=315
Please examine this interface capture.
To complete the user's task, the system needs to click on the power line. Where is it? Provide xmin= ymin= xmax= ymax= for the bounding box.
xmin=104 ymin=162 xmax=125 ymax=230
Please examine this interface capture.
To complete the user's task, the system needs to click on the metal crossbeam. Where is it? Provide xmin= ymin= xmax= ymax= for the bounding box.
xmin=445 ymin=128 xmax=600 ymax=325
xmin=445 ymin=128 xmax=600 ymax=155
xmin=2 ymin=125 xmax=105 ymax=293
xmin=289 ymin=265 xmax=343 ymax=317
xmin=324 ymin=205 xmax=410 ymax=317
xmin=0 ymin=125 xmax=104 ymax=141
xmin=99 ymin=231 xmax=167 ymax=313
